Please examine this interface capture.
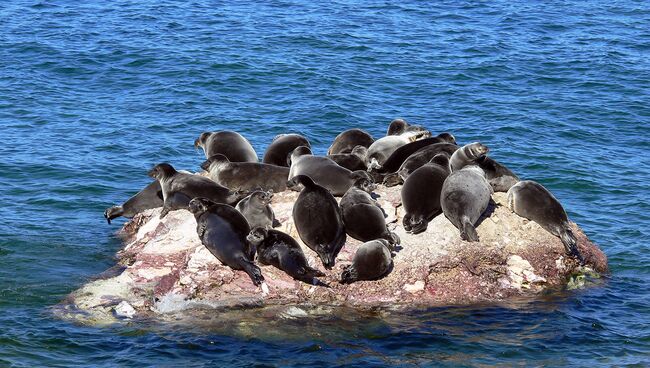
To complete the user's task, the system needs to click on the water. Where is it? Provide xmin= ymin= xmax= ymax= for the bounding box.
xmin=1 ymin=0 xmax=649 ymax=366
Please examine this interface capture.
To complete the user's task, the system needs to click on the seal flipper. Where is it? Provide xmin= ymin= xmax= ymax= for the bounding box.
xmin=272 ymin=218 xmax=281 ymax=228
xmin=239 ymin=258 xmax=265 ymax=286
xmin=460 ymin=218 xmax=479 ymax=242
xmin=382 ymin=172 xmax=403 ymax=187
xmin=560 ymin=224 xmax=584 ymax=265
xmin=339 ymin=265 xmax=359 ymax=284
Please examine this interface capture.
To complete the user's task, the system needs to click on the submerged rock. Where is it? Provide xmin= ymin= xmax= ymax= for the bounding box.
xmin=56 ymin=186 xmax=608 ymax=325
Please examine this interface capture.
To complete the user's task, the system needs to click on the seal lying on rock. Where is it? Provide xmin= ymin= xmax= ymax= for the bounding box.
xmin=288 ymin=146 xmax=372 ymax=196
xmin=201 ymin=154 xmax=289 ymax=193
xmin=247 ymin=227 xmax=326 ymax=286
xmin=507 ymin=180 xmax=584 ymax=263
xmin=194 ymin=130 xmax=258 ymax=162
xmin=328 ymin=128 xmax=374 ymax=155
xmin=382 ymin=143 xmax=458 ymax=187
xmin=148 ymin=163 xmax=242 ymax=218
xmin=340 ymin=178 xmax=400 ymax=245
xmin=289 ymin=175 xmax=346 ymax=269
xmin=104 ymin=180 xmax=163 ymax=224
xmin=236 ymin=190 xmax=280 ymax=229
xmin=369 ymin=133 xmax=456 ymax=177
xmin=189 ymin=197 xmax=265 ymax=287
xmin=449 ymin=142 xmax=489 ymax=172
xmin=476 ymin=156 xmax=519 ymax=192
xmin=327 ymin=145 xmax=368 ymax=171
xmin=366 ymin=129 xmax=431 ymax=171
xmin=441 ymin=165 xmax=492 ymax=242
xmin=262 ymin=133 xmax=310 ymax=167
xmin=340 ymin=239 xmax=393 ymax=284
xmin=401 ymin=153 xmax=451 ymax=234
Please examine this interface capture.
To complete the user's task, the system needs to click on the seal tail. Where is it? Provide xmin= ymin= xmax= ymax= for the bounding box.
xmin=560 ymin=224 xmax=584 ymax=265
xmin=460 ymin=218 xmax=479 ymax=242
xmin=241 ymin=259 xmax=265 ymax=286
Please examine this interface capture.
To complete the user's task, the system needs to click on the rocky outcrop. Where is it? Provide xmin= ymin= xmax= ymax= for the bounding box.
xmin=56 ymin=186 xmax=608 ymax=325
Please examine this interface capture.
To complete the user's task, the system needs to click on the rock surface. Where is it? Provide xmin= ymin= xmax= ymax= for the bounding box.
xmin=56 ymin=186 xmax=608 ymax=325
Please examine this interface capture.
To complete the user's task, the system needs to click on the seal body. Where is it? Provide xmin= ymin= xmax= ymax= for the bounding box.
xmin=401 ymin=154 xmax=451 ymax=234
xmin=189 ymin=198 xmax=264 ymax=286
xmin=289 ymin=175 xmax=346 ymax=269
xmin=235 ymin=190 xmax=280 ymax=229
xmin=507 ymin=180 xmax=583 ymax=262
xmin=104 ymin=180 xmax=163 ymax=224
xmin=288 ymin=146 xmax=373 ymax=196
xmin=328 ymin=128 xmax=374 ymax=155
xmin=449 ymin=142 xmax=489 ymax=172
xmin=340 ymin=179 xmax=399 ymax=245
xmin=148 ymin=163 xmax=242 ymax=218
xmin=372 ymin=133 xmax=456 ymax=175
xmin=340 ymin=239 xmax=393 ymax=284
xmin=327 ymin=146 xmax=368 ymax=171
xmin=202 ymin=154 xmax=289 ymax=192
xmin=382 ymin=143 xmax=458 ymax=187
xmin=247 ymin=227 xmax=325 ymax=285
xmin=194 ymin=131 xmax=258 ymax=162
xmin=476 ymin=156 xmax=519 ymax=192
xmin=262 ymin=133 xmax=310 ymax=167
xmin=440 ymin=165 xmax=492 ymax=242
xmin=385 ymin=118 xmax=429 ymax=136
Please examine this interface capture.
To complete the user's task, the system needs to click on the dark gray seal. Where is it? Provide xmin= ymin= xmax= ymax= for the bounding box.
xmin=475 ymin=156 xmax=520 ymax=192
xmin=327 ymin=145 xmax=368 ymax=171
xmin=382 ymin=143 xmax=458 ymax=187
xmin=288 ymin=146 xmax=373 ymax=197
xmin=340 ymin=178 xmax=400 ymax=245
xmin=262 ymin=133 xmax=310 ymax=167
xmin=188 ymin=197 xmax=264 ymax=287
xmin=235 ymin=190 xmax=280 ymax=229
xmin=104 ymin=180 xmax=163 ymax=224
xmin=247 ymin=227 xmax=326 ymax=286
xmin=369 ymin=133 xmax=456 ymax=176
xmin=507 ymin=180 xmax=584 ymax=263
xmin=440 ymin=165 xmax=492 ymax=242
xmin=401 ymin=153 xmax=451 ymax=234
xmin=327 ymin=128 xmax=374 ymax=155
xmin=340 ymin=239 xmax=393 ymax=284
xmin=386 ymin=118 xmax=429 ymax=136
xmin=449 ymin=142 xmax=489 ymax=171
xmin=148 ymin=163 xmax=242 ymax=218
xmin=289 ymin=175 xmax=346 ymax=269
xmin=194 ymin=130 xmax=258 ymax=162
xmin=366 ymin=129 xmax=431 ymax=170
xmin=201 ymin=154 xmax=289 ymax=192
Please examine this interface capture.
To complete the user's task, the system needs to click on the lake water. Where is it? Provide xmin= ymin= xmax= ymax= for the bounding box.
xmin=1 ymin=1 xmax=649 ymax=366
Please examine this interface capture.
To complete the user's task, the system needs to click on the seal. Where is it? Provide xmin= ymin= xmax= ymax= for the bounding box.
xmin=201 ymin=154 xmax=290 ymax=192
xmin=194 ymin=130 xmax=258 ymax=162
xmin=475 ymin=156 xmax=520 ymax=192
xmin=247 ymin=227 xmax=327 ymax=286
xmin=104 ymin=180 xmax=163 ymax=224
xmin=382 ymin=143 xmax=458 ymax=187
xmin=287 ymin=146 xmax=373 ymax=196
xmin=340 ymin=177 xmax=400 ymax=245
xmin=340 ymin=239 xmax=393 ymax=284
xmin=507 ymin=180 xmax=584 ymax=263
xmin=327 ymin=128 xmax=374 ymax=155
xmin=235 ymin=190 xmax=280 ymax=229
xmin=188 ymin=197 xmax=265 ymax=288
xmin=440 ymin=165 xmax=492 ymax=242
xmin=370 ymin=133 xmax=456 ymax=175
xmin=366 ymin=129 xmax=431 ymax=170
xmin=401 ymin=153 xmax=451 ymax=234
xmin=147 ymin=162 xmax=242 ymax=218
xmin=449 ymin=142 xmax=489 ymax=172
xmin=327 ymin=145 xmax=368 ymax=171
xmin=289 ymin=175 xmax=346 ymax=269
xmin=262 ymin=133 xmax=310 ymax=167
xmin=386 ymin=118 xmax=429 ymax=136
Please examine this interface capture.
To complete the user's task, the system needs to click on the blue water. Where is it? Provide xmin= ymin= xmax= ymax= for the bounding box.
xmin=1 ymin=1 xmax=649 ymax=366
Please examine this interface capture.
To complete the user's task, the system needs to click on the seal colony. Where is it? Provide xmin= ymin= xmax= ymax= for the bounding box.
xmin=59 ymin=119 xmax=608 ymax=323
